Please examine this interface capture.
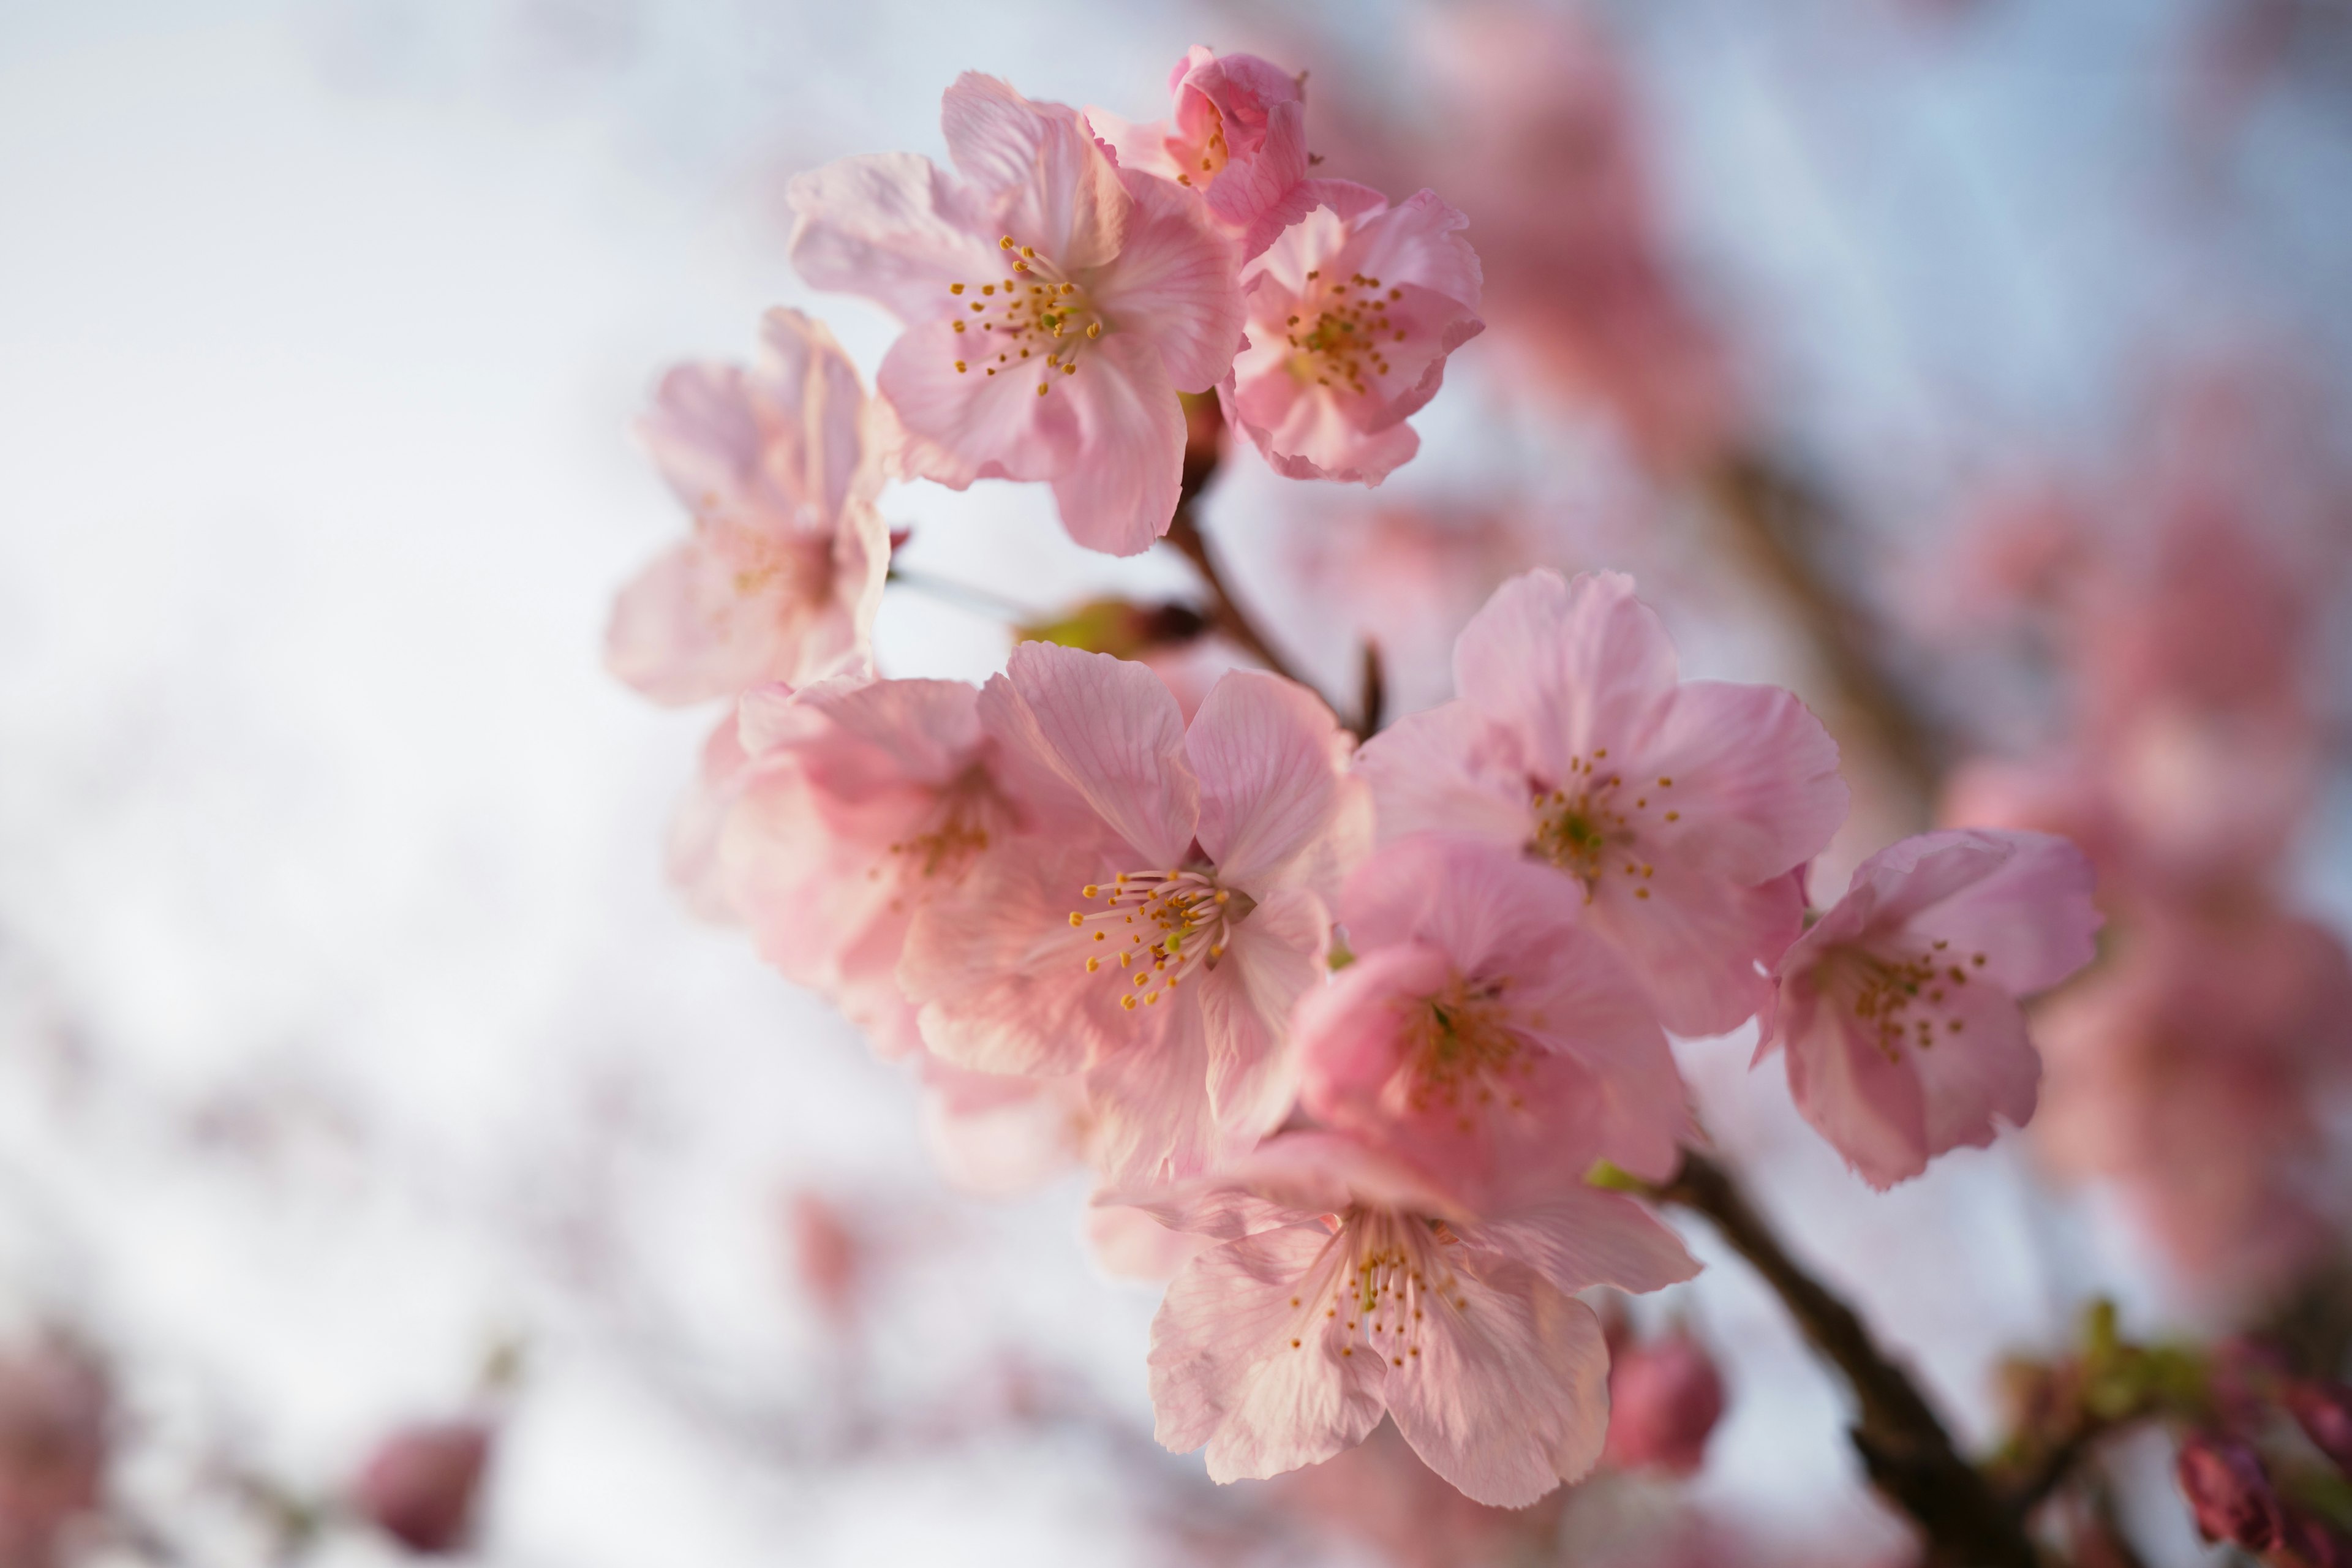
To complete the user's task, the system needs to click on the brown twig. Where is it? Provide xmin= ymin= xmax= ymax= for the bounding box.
xmin=1649 ymin=1151 xmax=2041 ymax=1568
xmin=1355 ymin=641 xmax=1385 ymax=740
xmin=1702 ymin=448 xmax=1945 ymax=814
xmin=1163 ymin=503 xmax=1326 ymax=703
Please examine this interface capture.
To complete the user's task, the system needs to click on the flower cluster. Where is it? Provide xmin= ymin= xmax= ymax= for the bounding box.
xmin=607 ymin=51 xmax=2103 ymax=1509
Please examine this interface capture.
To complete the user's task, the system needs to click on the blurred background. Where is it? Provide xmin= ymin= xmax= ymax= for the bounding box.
xmin=2 ymin=1 xmax=2348 ymax=1563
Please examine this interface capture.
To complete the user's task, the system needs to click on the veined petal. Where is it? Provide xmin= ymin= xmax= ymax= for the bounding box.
xmin=900 ymin=835 xmax=1133 ymax=1078
xmin=1859 ymin=830 xmax=2101 ymax=997
xmin=1197 ymin=885 xmax=1327 ymax=1143
xmin=941 ymin=73 xmax=1129 ymax=272
xmin=1089 ymin=164 xmax=1246 ymax=393
xmin=1045 ymin=331 xmax=1186 ymax=557
xmin=786 ymin=151 xmax=1001 ymax=323
xmin=1779 ymin=970 xmax=1932 ymax=1189
xmin=1150 ymin=1224 xmax=1387 ymax=1482
xmin=1353 ymin=702 xmax=1537 ymax=849
xmin=878 ymin=318 xmax=1075 ymax=490
xmin=1453 ymin=1187 xmax=1699 ymax=1297
xmin=1188 ymin=670 xmax=1365 ymax=896
xmin=982 ymin=641 xmax=1197 ymax=867
xmin=1088 ymin=989 xmax=1222 ymax=1186
xmin=1590 ymin=859 xmax=1802 ymax=1037
xmin=1647 ymin=679 xmax=1849 ymax=886
xmin=1384 ymin=1251 xmax=1611 ymax=1507
xmin=1451 ymin=570 xmax=1676 ymax=782
xmin=750 ymin=306 xmax=872 ymax=527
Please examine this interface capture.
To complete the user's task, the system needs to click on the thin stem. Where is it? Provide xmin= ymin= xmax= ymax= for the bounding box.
xmin=1163 ymin=504 xmax=1324 ymax=696
xmin=884 ymin=565 xmax=1041 ymax=623
xmin=1648 ymin=1151 xmax=2041 ymax=1568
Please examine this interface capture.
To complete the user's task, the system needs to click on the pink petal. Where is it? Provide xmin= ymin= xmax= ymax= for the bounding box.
xmin=919 ymin=1052 xmax=1088 ymax=1197
xmin=750 ymin=306 xmax=872 ymax=527
xmin=1855 ymin=829 xmax=2101 ymax=997
xmin=1150 ymin=1224 xmax=1388 ymax=1483
xmin=878 ymin=318 xmax=1073 ymax=491
xmin=638 ymin=361 xmax=764 ymax=517
xmin=1384 ymin=1252 xmax=1610 ymax=1507
xmin=939 ymin=74 xmax=1129 ymax=273
xmin=1777 ymin=973 xmax=1931 ymax=1189
xmin=1188 ymin=670 xmax=1367 ymax=896
xmin=1451 ymin=570 xmax=1678 ymax=784
xmin=1589 ymin=860 xmax=1806 ymax=1038
xmin=1177 ymin=51 xmax=1310 ymax=237
xmin=1452 ymin=1186 xmax=1700 ymax=1297
xmin=1352 ymin=702 xmax=1537 ymax=848
xmin=1196 ymin=884 xmax=1329 ymax=1141
xmin=786 ymin=151 xmax=1001 ymax=324
xmin=983 ymin=641 xmax=1197 ymax=867
xmin=1088 ymin=989 xmax=1224 ymax=1187
xmin=605 ymin=539 xmax=814 ymax=706
xmin=1226 ymin=353 xmax=1424 ymax=485
xmin=1907 ymin=980 xmax=2040 ymax=1164
xmin=900 ymin=836 xmax=1133 ymax=1079
xmin=793 ymin=677 xmax=987 ymax=787
xmin=1087 ymin=1203 xmax=1214 ymax=1281
xmin=1044 ymin=332 xmax=1186 ymax=557
xmin=1088 ymin=164 xmax=1246 ymax=394
xmin=1648 ymin=679 xmax=1849 ymax=886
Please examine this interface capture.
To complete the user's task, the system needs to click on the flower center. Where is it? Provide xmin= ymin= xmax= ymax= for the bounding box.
xmin=693 ymin=494 xmax=832 ymax=608
xmin=1403 ymin=974 xmax=1536 ymax=1118
xmin=1172 ymin=105 xmax=1229 ymax=187
xmin=1281 ymin=1210 xmax=1469 ymax=1368
xmin=946 ymin=236 xmax=1107 ymax=397
xmin=1068 ymin=867 xmax=1252 ymax=1012
xmin=1281 ymin=270 xmax=1405 ymax=399
xmin=884 ymin=764 xmax=1000 ymax=888
xmin=1526 ymin=748 xmax=1672 ymax=901
xmin=1833 ymin=939 xmax=1991 ymax=1062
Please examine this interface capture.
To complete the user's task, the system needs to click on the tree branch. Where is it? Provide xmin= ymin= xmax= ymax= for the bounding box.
xmin=1649 ymin=1151 xmax=2041 ymax=1568
xmin=1702 ymin=449 xmax=1945 ymax=813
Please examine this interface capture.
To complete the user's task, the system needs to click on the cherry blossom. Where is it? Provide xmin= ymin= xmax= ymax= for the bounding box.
xmin=787 ymin=74 xmax=1246 ymax=556
xmin=902 ymin=641 xmax=1370 ymax=1186
xmin=1090 ymin=48 xmax=1332 ymax=260
xmin=1129 ymin=1131 xmax=1697 ymax=1506
xmin=1295 ymin=832 xmax=1691 ymax=1200
xmin=1224 ymin=186 xmax=1485 ymax=486
xmin=1760 ymin=829 xmax=2100 ymax=1189
xmin=1358 ymin=569 xmax=1849 ymax=1036
xmin=688 ymin=674 xmax=1026 ymax=1060
xmin=605 ymin=308 xmax=886 ymax=704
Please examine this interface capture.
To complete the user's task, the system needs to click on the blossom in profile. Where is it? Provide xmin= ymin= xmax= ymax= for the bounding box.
xmin=694 ymin=675 xmax=1027 ymax=1059
xmin=1295 ymin=832 xmax=1691 ymax=1199
xmin=903 ymin=642 xmax=1370 ymax=1186
xmin=1760 ymin=829 xmax=2100 ymax=1189
xmin=0 ymin=1337 xmax=108 ymax=1568
xmin=1359 ymin=570 xmax=1848 ymax=1036
xmin=1129 ymin=1131 xmax=1697 ymax=1506
xmin=351 ymin=1420 xmax=492 ymax=1556
xmin=1603 ymin=1326 xmax=1725 ymax=1476
xmin=788 ymin=74 xmax=1246 ymax=556
xmin=1224 ymin=187 xmax=1483 ymax=487
xmin=605 ymin=308 xmax=887 ymax=704
xmin=1090 ymin=48 xmax=1326 ymax=259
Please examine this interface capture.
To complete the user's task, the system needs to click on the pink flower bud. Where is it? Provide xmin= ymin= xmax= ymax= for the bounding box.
xmin=1603 ymin=1330 xmax=1727 ymax=1476
xmin=2286 ymin=1381 xmax=2352 ymax=1479
xmin=352 ymin=1421 xmax=491 ymax=1556
xmin=0 ymin=1338 xmax=108 ymax=1568
xmin=2176 ymin=1432 xmax=2285 ymax=1551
